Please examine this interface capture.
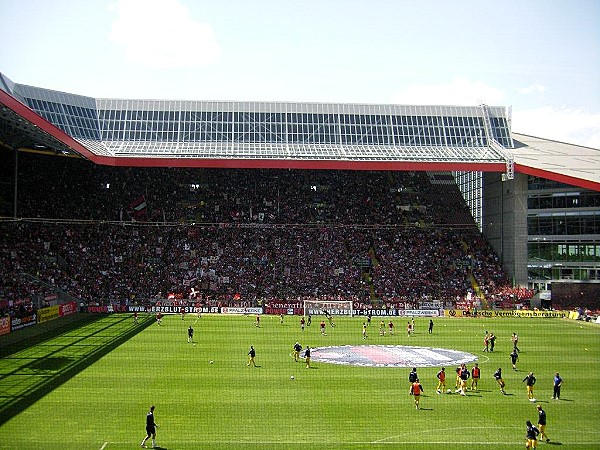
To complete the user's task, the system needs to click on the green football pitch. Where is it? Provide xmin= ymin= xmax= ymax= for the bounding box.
xmin=0 ymin=313 xmax=598 ymax=449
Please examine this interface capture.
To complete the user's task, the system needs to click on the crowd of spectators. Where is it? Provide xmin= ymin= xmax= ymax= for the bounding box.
xmin=0 ymin=151 xmax=528 ymax=314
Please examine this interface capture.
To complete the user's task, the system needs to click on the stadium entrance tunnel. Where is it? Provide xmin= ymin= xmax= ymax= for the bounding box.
xmin=310 ymin=345 xmax=477 ymax=368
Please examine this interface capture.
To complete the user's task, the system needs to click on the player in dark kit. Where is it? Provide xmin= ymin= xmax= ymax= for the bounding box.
xmin=304 ymin=346 xmax=311 ymax=368
xmin=293 ymin=342 xmax=302 ymax=362
xmin=525 ymin=420 xmax=540 ymax=449
xmin=489 ymin=333 xmax=497 ymax=351
xmin=494 ymin=368 xmax=506 ymax=394
xmin=141 ymin=405 xmax=158 ymax=448
xmin=187 ymin=325 xmax=194 ymax=343
xmin=522 ymin=372 xmax=537 ymax=401
xmin=247 ymin=345 xmax=256 ymax=367
xmin=409 ymin=367 xmax=418 ymax=384
xmin=510 ymin=349 xmax=519 ymax=370
xmin=536 ymin=405 xmax=550 ymax=442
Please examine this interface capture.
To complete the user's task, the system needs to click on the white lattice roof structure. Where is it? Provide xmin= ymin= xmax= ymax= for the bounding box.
xmin=1 ymin=72 xmax=598 ymax=191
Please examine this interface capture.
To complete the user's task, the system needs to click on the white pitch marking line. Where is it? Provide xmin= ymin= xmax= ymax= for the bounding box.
xmin=373 ymin=425 xmax=515 ymax=443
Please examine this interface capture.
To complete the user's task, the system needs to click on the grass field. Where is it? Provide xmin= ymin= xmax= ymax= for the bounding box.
xmin=0 ymin=313 xmax=599 ymax=449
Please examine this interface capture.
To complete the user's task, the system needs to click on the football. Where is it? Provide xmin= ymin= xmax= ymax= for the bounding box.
xmin=447 ymin=389 xmax=452 ymax=394
xmin=209 ymin=360 xmax=214 ymax=364
xmin=291 ymin=375 xmax=295 ymax=380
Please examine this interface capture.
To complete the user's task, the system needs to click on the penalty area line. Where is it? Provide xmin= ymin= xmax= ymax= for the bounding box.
xmin=100 ymin=442 xmax=109 ymax=450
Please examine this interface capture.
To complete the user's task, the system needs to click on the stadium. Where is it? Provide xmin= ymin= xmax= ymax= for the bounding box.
xmin=1 ymin=73 xmax=599 ymax=449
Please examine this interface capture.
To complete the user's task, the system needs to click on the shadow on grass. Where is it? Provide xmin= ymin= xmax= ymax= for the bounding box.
xmin=0 ymin=314 xmax=102 ymax=358
xmin=0 ymin=314 xmax=154 ymax=426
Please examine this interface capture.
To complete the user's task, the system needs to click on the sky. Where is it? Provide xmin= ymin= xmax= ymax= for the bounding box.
xmin=1 ymin=0 xmax=599 ymax=148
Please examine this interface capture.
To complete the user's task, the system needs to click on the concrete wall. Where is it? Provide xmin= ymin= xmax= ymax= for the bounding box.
xmin=482 ymin=172 xmax=529 ymax=286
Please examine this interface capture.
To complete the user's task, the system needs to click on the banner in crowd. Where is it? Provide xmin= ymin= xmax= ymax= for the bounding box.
xmin=0 ymin=316 xmax=10 ymax=336
xmin=86 ymin=304 xmax=221 ymax=314
xmin=353 ymin=309 xmax=440 ymax=317
xmin=265 ymin=306 xmax=301 ymax=315
xmin=221 ymin=307 xmax=263 ymax=315
xmin=37 ymin=305 xmax=60 ymax=324
xmin=445 ymin=309 xmax=568 ymax=318
xmin=11 ymin=313 xmax=37 ymax=331
xmin=353 ymin=302 xmax=445 ymax=311
xmin=84 ymin=303 xmax=444 ymax=317
xmin=60 ymin=301 xmax=78 ymax=317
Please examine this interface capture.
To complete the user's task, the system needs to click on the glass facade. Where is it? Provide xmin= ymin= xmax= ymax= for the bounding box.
xmin=24 ymin=97 xmax=100 ymax=141
xmin=453 ymin=170 xmax=483 ymax=230
xmin=90 ymin=109 xmax=506 ymax=148
xmin=527 ymin=176 xmax=600 ymax=290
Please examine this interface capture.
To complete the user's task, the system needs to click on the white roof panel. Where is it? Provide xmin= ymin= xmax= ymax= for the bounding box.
xmin=512 ymin=133 xmax=600 ymax=190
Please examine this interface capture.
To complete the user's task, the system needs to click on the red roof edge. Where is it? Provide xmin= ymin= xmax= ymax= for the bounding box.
xmin=0 ymin=88 xmax=97 ymax=160
xmin=515 ymin=163 xmax=600 ymax=192
xmin=92 ymin=155 xmax=507 ymax=172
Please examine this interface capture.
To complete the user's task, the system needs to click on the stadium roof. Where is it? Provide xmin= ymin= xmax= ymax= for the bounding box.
xmin=512 ymin=133 xmax=600 ymax=190
xmin=1 ymin=72 xmax=599 ymax=191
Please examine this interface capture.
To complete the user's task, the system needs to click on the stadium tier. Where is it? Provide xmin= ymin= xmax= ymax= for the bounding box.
xmin=0 ymin=160 xmax=533 ymax=318
xmin=0 ymin=72 xmax=599 ymax=316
